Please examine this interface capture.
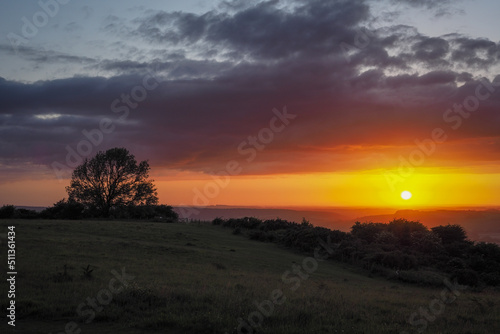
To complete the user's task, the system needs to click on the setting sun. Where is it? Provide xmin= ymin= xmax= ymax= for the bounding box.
xmin=401 ymin=191 xmax=412 ymax=201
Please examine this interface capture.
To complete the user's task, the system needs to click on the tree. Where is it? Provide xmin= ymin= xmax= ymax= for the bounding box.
xmin=66 ymin=148 xmax=158 ymax=217
xmin=431 ymin=224 xmax=468 ymax=245
xmin=387 ymin=219 xmax=428 ymax=246
xmin=410 ymin=230 xmax=443 ymax=254
xmin=351 ymin=222 xmax=387 ymax=243
xmin=374 ymin=231 xmax=398 ymax=245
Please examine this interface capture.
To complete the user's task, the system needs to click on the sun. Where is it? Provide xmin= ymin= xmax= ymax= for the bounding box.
xmin=401 ymin=190 xmax=412 ymax=200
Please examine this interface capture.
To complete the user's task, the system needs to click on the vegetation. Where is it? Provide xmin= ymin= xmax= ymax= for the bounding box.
xmin=0 ymin=148 xmax=178 ymax=221
xmin=66 ymin=147 xmax=158 ymax=217
xmin=213 ymin=217 xmax=500 ymax=288
xmin=0 ymin=203 xmax=178 ymax=222
xmin=2 ymin=202 xmax=498 ymax=288
xmin=0 ymin=219 xmax=498 ymax=334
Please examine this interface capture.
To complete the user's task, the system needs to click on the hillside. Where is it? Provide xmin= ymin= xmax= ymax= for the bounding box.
xmin=0 ymin=219 xmax=499 ymax=334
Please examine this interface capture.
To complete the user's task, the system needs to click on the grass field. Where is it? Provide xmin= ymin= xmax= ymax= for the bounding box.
xmin=0 ymin=219 xmax=499 ymax=334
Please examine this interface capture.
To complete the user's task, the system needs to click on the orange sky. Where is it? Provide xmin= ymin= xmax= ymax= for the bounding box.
xmin=2 ymin=167 xmax=499 ymax=209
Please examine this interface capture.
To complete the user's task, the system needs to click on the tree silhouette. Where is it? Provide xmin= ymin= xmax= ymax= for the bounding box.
xmin=66 ymin=148 xmax=158 ymax=217
xmin=387 ymin=218 xmax=427 ymax=246
xmin=431 ymin=224 xmax=467 ymax=244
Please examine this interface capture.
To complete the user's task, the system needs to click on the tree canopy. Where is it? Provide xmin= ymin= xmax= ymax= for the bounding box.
xmin=431 ymin=224 xmax=468 ymax=244
xmin=66 ymin=147 xmax=158 ymax=217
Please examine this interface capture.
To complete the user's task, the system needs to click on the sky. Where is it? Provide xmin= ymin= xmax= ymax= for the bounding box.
xmin=1 ymin=0 xmax=500 ymax=209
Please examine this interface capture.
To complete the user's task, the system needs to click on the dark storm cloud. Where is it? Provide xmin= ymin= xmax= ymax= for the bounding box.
xmin=131 ymin=0 xmax=370 ymax=60
xmin=384 ymin=71 xmax=457 ymax=88
xmin=0 ymin=75 xmax=134 ymax=115
xmin=206 ymin=0 xmax=370 ymax=59
xmin=412 ymin=37 xmax=450 ymax=66
xmin=450 ymin=37 xmax=500 ymax=68
xmin=1 ymin=0 xmax=500 ymax=180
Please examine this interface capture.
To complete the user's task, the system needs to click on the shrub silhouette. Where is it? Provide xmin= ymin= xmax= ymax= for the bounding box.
xmin=13 ymin=208 xmax=39 ymax=219
xmin=351 ymin=222 xmax=386 ymax=243
xmin=432 ymin=224 xmax=468 ymax=244
xmin=0 ymin=205 xmax=16 ymax=219
xmin=452 ymin=269 xmax=479 ymax=286
xmin=41 ymin=199 xmax=85 ymax=220
xmin=387 ymin=219 xmax=428 ymax=246
xmin=213 ymin=216 xmax=500 ymax=287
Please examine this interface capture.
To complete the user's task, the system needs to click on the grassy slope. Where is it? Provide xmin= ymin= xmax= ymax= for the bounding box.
xmin=0 ymin=220 xmax=498 ymax=334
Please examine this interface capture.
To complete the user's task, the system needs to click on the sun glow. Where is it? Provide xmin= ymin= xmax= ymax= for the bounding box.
xmin=401 ymin=190 xmax=412 ymax=200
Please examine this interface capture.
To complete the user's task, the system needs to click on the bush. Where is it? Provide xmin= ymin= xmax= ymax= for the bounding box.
xmin=480 ymin=272 xmax=500 ymax=286
xmin=452 ymin=269 xmax=479 ymax=287
xmin=126 ymin=205 xmax=156 ymax=219
xmin=410 ymin=230 xmax=443 ymax=254
xmin=249 ymin=230 xmax=274 ymax=242
xmin=374 ymin=231 xmax=398 ymax=245
xmin=152 ymin=205 xmax=179 ymax=222
xmin=472 ymin=242 xmax=500 ymax=259
xmin=13 ymin=208 xmax=39 ymax=219
xmin=397 ymin=270 xmax=448 ymax=286
xmin=432 ymin=224 xmax=468 ymax=245
xmin=446 ymin=257 xmax=466 ymax=271
xmin=379 ymin=251 xmax=417 ymax=270
xmin=351 ymin=222 xmax=387 ymax=243
xmin=0 ymin=205 xmax=15 ymax=219
xmin=109 ymin=204 xmax=178 ymax=221
xmin=41 ymin=199 xmax=85 ymax=220
xmin=213 ymin=216 xmax=500 ymax=287
xmin=443 ymin=241 xmax=472 ymax=257
xmin=387 ymin=219 xmax=428 ymax=246
xmin=212 ymin=217 xmax=224 ymax=225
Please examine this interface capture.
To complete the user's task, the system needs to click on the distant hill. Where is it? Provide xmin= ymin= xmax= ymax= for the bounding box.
xmin=174 ymin=206 xmax=397 ymax=231
xmin=15 ymin=206 xmax=46 ymax=212
xmin=176 ymin=206 xmax=346 ymax=227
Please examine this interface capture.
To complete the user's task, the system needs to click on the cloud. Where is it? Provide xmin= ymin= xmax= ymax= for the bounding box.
xmin=389 ymin=0 xmax=467 ymax=17
xmin=0 ymin=44 xmax=96 ymax=65
xmin=450 ymin=37 xmax=500 ymax=68
xmin=412 ymin=37 xmax=450 ymax=66
xmin=129 ymin=0 xmax=370 ymax=61
xmin=1 ymin=0 xmax=500 ymax=182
